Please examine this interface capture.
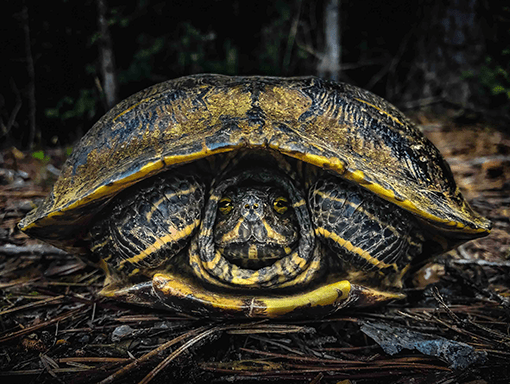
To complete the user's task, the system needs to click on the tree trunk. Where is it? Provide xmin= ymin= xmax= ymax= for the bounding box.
xmin=401 ymin=0 xmax=488 ymax=108
xmin=318 ymin=0 xmax=341 ymax=81
xmin=22 ymin=5 xmax=36 ymax=149
xmin=97 ymin=0 xmax=118 ymax=109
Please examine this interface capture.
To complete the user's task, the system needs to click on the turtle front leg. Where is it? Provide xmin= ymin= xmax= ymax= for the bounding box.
xmin=308 ymin=176 xmax=422 ymax=280
xmin=89 ymin=172 xmax=205 ymax=283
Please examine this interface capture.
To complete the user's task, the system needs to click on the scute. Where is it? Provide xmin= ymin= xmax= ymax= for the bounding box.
xmin=19 ymin=74 xmax=491 ymax=252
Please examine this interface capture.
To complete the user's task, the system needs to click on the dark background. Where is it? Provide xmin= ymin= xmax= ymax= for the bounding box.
xmin=1 ymin=0 xmax=509 ymax=149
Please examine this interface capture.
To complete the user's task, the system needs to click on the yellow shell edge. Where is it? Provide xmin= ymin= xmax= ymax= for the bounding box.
xmin=152 ymin=272 xmax=351 ymax=318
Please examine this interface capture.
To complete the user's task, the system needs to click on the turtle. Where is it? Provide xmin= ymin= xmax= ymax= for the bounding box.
xmin=19 ymin=74 xmax=491 ymax=318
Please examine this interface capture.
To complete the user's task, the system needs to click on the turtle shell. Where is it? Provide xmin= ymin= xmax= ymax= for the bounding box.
xmin=19 ymin=74 xmax=491 ymax=253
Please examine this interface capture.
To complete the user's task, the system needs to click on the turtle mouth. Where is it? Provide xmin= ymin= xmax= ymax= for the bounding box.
xmin=216 ymin=240 xmax=297 ymax=269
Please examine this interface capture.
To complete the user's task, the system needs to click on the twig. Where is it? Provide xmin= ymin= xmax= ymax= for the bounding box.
xmin=432 ymin=286 xmax=462 ymax=324
xmin=452 ymin=258 xmax=510 ymax=268
xmin=138 ymin=326 xmax=221 ymax=384
xmin=114 ymin=314 xmax=189 ymax=322
xmin=0 ymin=368 xmax=91 ymax=376
xmin=227 ymin=323 xmax=312 ymax=335
xmin=0 ymin=294 xmax=65 ymax=316
xmin=0 ymin=244 xmax=68 ymax=256
xmin=310 ymin=372 xmax=324 ymax=384
xmin=446 ymin=155 xmax=510 ymax=166
xmin=240 ymin=348 xmax=364 ymax=365
xmin=98 ymin=325 xmax=211 ymax=384
xmin=0 ymin=190 xmax=48 ymax=198
xmin=58 ymin=357 xmax=131 ymax=364
xmin=0 ymin=307 xmax=85 ymax=343
xmin=248 ymin=335 xmax=306 ymax=356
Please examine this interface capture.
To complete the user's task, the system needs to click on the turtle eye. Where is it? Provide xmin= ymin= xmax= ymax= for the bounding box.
xmin=218 ymin=197 xmax=233 ymax=215
xmin=273 ymin=197 xmax=289 ymax=214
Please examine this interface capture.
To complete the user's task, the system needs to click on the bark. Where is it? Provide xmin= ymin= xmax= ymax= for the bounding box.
xmin=21 ymin=5 xmax=36 ymax=149
xmin=318 ymin=0 xmax=341 ymax=81
xmin=97 ymin=0 xmax=118 ymax=109
xmin=0 ymin=79 xmax=22 ymax=139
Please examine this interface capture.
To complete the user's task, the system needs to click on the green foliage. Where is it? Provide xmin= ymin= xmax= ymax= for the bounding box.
xmin=476 ymin=16 xmax=510 ymax=110
xmin=45 ymin=89 xmax=98 ymax=121
xmin=108 ymin=7 xmax=130 ymax=28
xmin=259 ymin=0 xmax=310 ymax=75
xmin=260 ymin=1 xmax=293 ymax=74
xmin=119 ymin=35 xmax=166 ymax=83
xmin=479 ymin=57 xmax=510 ymax=99
xmin=119 ymin=23 xmax=239 ymax=84
xmin=32 ymin=150 xmax=51 ymax=163
xmin=170 ymin=23 xmax=238 ymax=75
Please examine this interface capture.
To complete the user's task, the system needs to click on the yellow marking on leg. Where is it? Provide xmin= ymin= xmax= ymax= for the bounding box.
xmin=313 ymin=190 xmax=417 ymax=248
xmin=280 ymin=255 xmax=297 ymax=278
xmin=314 ymin=190 xmax=394 ymax=231
xmin=118 ymin=218 xmax=200 ymax=267
xmin=276 ymin=252 xmax=321 ymax=288
xmin=200 ymin=227 xmax=213 ymax=237
xmin=288 ymin=253 xmax=307 ymax=269
xmin=90 ymin=238 xmax=110 ymax=252
xmin=129 ymin=226 xmax=169 ymax=253
xmin=230 ymin=266 xmax=260 ymax=285
xmin=97 ymin=259 xmax=110 ymax=274
xmin=316 ymin=227 xmax=398 ymax=271
xmin=204 ymin=250 xmax=223 ymax=270
xmin=145 ymin=201 xmax=164 ymax=224
xmin=188 ymin=244 xmax=231 ymax=288
xmin=128 ymin=268 xmax=140 ymax=277
xmin=145 ymin=186 xmax=198 ymax=222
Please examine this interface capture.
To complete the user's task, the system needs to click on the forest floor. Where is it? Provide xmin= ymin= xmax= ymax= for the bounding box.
xmin=1 ymin=114 xmax=509 ymax=384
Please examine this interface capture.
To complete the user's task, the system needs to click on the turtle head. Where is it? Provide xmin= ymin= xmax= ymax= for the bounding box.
xmin=214 ymin=185 xmax=299 ymax=268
